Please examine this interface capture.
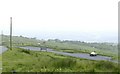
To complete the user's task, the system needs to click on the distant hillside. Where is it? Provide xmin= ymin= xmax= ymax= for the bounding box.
xmin=1 ymin=35 xmax=117 ymax=49
xmin=0 ymin=35 xmax=118 ymax=60
xmin=0 ymin=35 xmax=40 ymax=46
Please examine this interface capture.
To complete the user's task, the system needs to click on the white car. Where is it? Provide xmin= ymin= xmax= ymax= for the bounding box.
xmin=90 ymin=51 xmax=97 ymax=56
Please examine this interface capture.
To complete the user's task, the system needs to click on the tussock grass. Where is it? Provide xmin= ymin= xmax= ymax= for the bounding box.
xmin=1 ymin=35 xmax=118 ymax=60
xmin=0 ymin=54 xmax=2 ymax=73
xmin=2 ymin=48 xmax=119 ymax=72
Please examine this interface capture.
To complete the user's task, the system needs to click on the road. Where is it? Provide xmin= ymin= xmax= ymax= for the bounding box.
xmin=0 ymin=46 xmax=8 ymax=54
xmin=0 ymin=46 xmax=8 ymax=71
xmin=19 ymin=46 xmax=118 ymax=63
xmin=0 ymin=46 xmax=118 ymax=63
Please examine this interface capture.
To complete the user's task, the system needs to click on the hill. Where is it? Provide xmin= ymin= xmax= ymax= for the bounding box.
xmin=2 ymin=47 xmax=118 ymax=72
xmin=0 ymin=35 xmax=118 ymax=60
xmin=1 ymin=35 xmax=119 ymax=72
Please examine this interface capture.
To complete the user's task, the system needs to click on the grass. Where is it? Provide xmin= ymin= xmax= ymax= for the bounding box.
xmin=43 ymin=41 xmax=118 ymax=60
xmin=1 ymin=35 xmax=118 ymax=60
xmin=0 ymin=54 xmax=2 ymax=73
xmin=0 ymin=54 xmax=2 ymax=61
xmin=2 ymin=48 xmax=119 ymax=72
xmin=52 ymin=48 xmax=118 ymax=60
xmin=1 ymin=35 xmax=119 ymax=72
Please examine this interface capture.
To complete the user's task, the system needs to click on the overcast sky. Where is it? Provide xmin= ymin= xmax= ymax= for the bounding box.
xmin=0 ymin=0 xmax=119 ymax=42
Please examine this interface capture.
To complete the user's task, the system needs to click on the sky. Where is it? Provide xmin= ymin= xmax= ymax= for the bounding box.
xmin=0 ymin=0 xmax=119 ymax=42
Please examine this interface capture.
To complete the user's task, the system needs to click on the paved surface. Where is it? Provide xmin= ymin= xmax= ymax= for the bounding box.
xmin=0 ymin=46 xmax=117 ymax=63
xmin=19 ymin=46 xmax=118 ymax=63
xmin=0 ymin=46 xmax=8 ymax=54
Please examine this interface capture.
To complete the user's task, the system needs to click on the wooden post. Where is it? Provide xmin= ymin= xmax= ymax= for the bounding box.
xmin=10 ymin=17 xmax=12 ymax=50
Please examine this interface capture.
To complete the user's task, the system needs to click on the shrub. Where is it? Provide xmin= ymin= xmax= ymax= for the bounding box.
xmin=53 ymin=58 xmax=76 ymax=68
xmin=20 ymin=49 xmax=30 ymax=54
xmin=95 ymin=61 xmax=118 ymax=72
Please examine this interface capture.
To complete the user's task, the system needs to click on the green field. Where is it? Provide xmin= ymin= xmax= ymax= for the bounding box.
xmin=1 ymin=35 xmax=119 ymax=72
xmin=1 ymin=35 xmax=118 ymax=60
xmin=2 ymin=48 xmax=119 ymax=72
xmin=0 ymin=54 xmax=2 ymax=73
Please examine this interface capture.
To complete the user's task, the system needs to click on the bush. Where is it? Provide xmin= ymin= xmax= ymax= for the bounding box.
xmin=20 ymin=49 xmax=30 ymax=54
xmin=53 ymin=58 xmax=76 ymax=68
xmin=95 ymin=61 xmax=118 ymax=72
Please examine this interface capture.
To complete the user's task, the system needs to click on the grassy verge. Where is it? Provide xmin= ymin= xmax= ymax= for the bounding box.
xmin=2 ymin=48 xmax=119 ymax=72
xmin=44 ymin=46 xmax=118 ymax=60
xmin=2 ymin=35 xmax=118 ymax=60
xmin=0 ymin=54 xmax=2 ymax=73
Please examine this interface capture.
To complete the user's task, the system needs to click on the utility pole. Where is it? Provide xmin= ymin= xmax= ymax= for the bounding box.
xmin=10 ymin=17 xmax=12 ymax=50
